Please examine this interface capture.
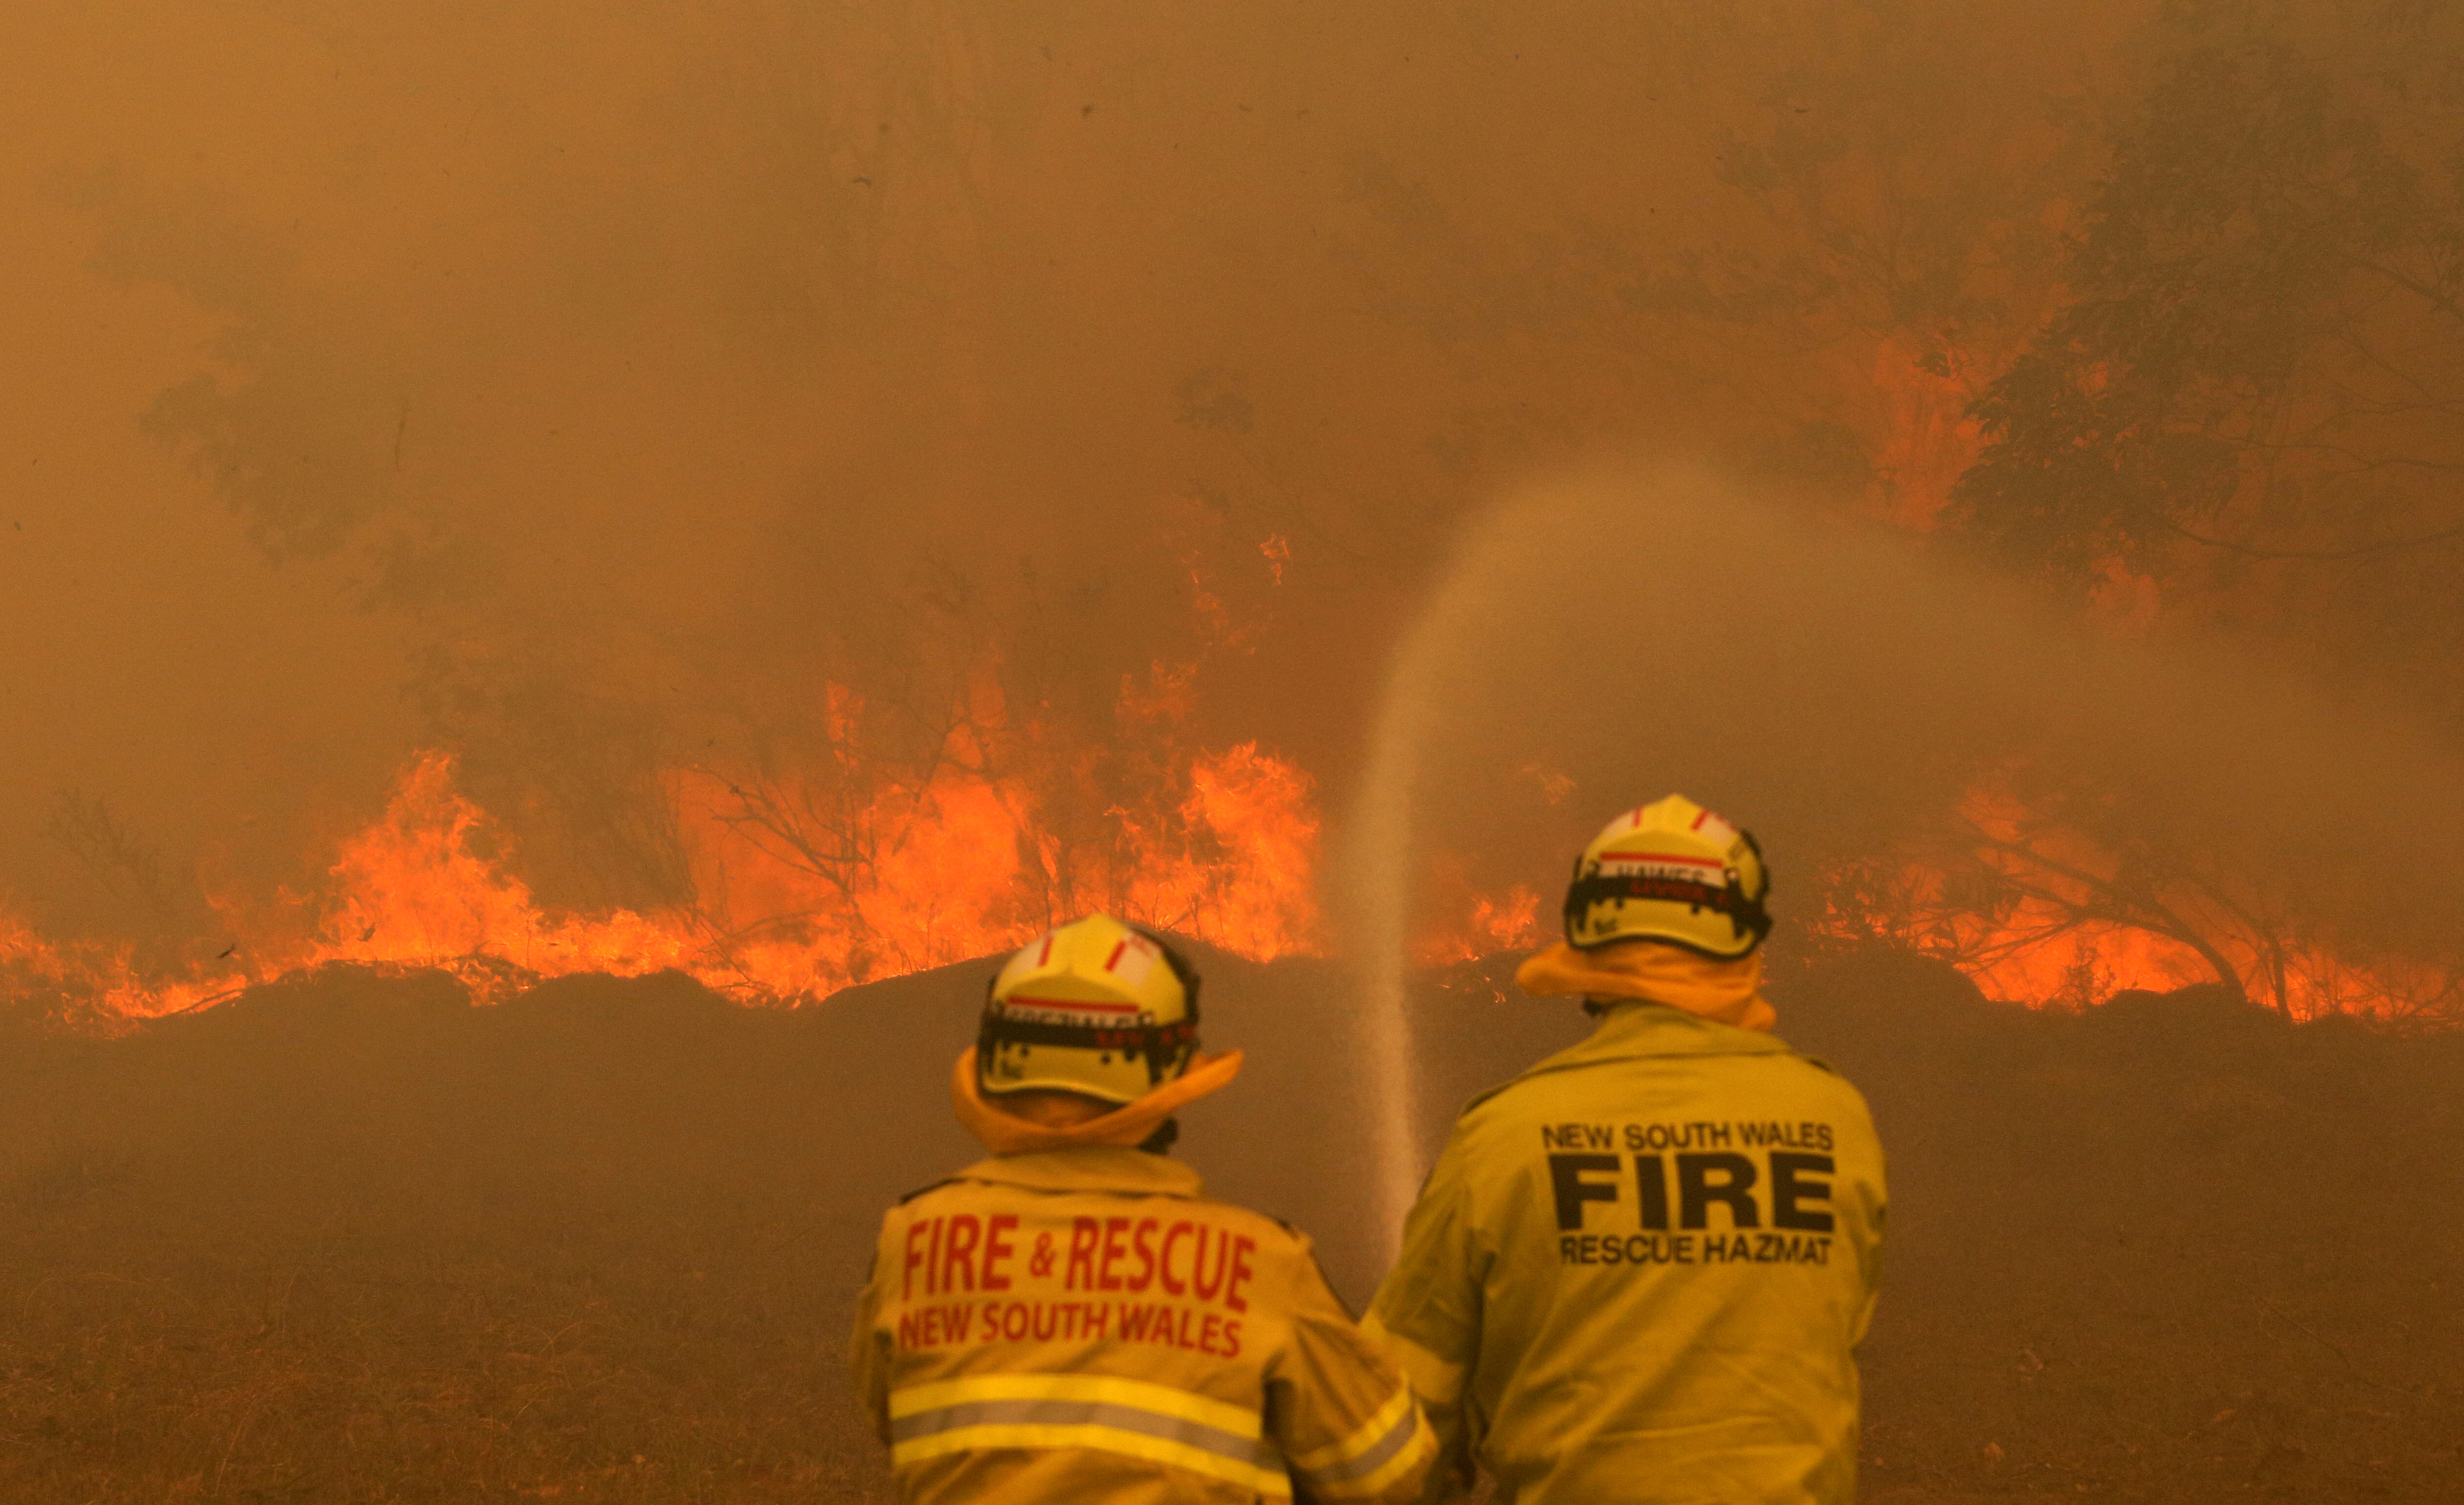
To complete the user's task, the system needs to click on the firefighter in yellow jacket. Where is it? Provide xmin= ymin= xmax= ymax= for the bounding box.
xmin=852 ymin=913 xmax=1437 ymax=1504
xmin=1366 ymin=797 xmax=1886 ymax=1505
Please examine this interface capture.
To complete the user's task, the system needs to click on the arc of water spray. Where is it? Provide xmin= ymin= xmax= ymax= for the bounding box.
xmin=1347 ymin=709 xmax=1425 ymax=1258
xmin=1343 ymin=513 xmax=1516 ymax=1258
xmin=1350 ymin=685 xmax=1429 ymax=1261
xmin=1345 ymin=461 xmax=2464 ymax=1264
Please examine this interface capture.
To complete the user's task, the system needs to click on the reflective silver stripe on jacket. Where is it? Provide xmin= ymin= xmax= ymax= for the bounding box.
xmin=1294 ymin=1393 xmax=1422 ymax=1490
xmin=892 ymin=1396 xmax=1281 ymax=1470
xmin=888 ymin=1375 xmax=1290 ymax=1495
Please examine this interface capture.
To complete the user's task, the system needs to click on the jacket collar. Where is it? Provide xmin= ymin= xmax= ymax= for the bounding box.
xmin=1513 ymin=999 xmax=1797 ymax=1084
xmin=953 ymin=1145 xmax=1207 ymax=1199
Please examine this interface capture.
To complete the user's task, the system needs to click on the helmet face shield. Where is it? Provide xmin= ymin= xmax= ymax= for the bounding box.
xmin=977 ymin=915 xmax=1201 ymax=1105
xmin=1562 ymin=796 xmax=1772 ymax=959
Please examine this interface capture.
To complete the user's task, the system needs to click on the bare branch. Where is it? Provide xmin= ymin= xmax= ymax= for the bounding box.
xmin=2349 ymin=254 xmax=2464 ymax=329
xmin=2158 ymin=515 xmax=2464 ymax=561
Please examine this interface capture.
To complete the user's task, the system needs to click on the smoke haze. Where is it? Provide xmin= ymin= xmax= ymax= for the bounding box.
xmin=10 ymin=6 xmax=2464 ymax=1500
xmin=1 ymin=0 xmax=2140 ymax=942
xmin=6 ymin=0 xmax=2461 ymax=1010
xmin=1345 ymin=466 xmax=2464 ymax=972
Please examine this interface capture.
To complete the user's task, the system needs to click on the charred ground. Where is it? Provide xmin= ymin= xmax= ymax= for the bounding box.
xmin=3 ymin=953 xmax=2460 ymax=1503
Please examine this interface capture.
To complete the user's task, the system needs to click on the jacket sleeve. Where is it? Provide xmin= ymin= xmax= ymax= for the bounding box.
xmin=846 ymin=1213 xmax=897 ymax=1446
xmin=1264 ymin=1231 xmax=1438 ymax=1504
xmin=1846 ymin=1100 xmax=1888 ymax=1349
xmin=1363 ymin=1132 xmax=1486 ymax=1500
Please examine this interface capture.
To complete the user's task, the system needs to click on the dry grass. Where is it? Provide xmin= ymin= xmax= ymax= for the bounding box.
xmin=1776 ymin=951 xmax=2464 ymax=1503
xmin=5 ymin=950 xmax=2464 ymax=1502
xmin=0 ymin=968 xmax=897 ymax=1504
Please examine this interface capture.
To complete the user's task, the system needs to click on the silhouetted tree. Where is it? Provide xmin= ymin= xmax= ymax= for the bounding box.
xmin=1948 ymin=3 xmax=2464 ymax=589
xmin=1922 ymin=2 xmax=2464 ymax=1012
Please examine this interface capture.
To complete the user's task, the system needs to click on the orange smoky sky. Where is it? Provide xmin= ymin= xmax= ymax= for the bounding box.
xmin=3 ymin=0 xmax=2144 ymax=946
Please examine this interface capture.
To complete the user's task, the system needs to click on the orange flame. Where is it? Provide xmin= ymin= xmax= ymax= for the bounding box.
xmin=1414 ymin=852 xmax=1548 ymax=967
xmin=1867 ymin=334 xmax=1987 ymax=530
xmin=4 ymin=671 xmax=1329 ymax=1023
xmin=1818 ymin=785 xmax=2460 ymax=1021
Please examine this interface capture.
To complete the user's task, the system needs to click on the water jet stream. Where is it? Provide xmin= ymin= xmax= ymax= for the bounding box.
xmin=1342 ymin=505 xmax=1537 ymax=1253
xmin=1341 ymin=461 xmax=2464 ymax=1253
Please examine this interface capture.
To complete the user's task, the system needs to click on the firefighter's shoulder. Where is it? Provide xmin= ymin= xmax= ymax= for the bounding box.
xmin=1185 ymin=1192 xmax=1316 ymax=1252
xmin=1194 ymin=1198 xmax=1359 ymax=1316
xmin=1439 ymin=1029 xmax=1657 ymax=1126
xmin=1448 ymin=1061 xmax=1598 ymax=1136
xmin=1747 ymin=1041 xmax=1880 ymax=1110
xmin=893 ymin=1176 xmax=962 ymax=1207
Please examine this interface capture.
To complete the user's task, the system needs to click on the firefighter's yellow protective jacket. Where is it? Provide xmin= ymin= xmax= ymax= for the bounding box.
xmin=853 ymin=1145 xmax=1437 ymax=1504
xmin=1365 ymin=1002 xmax=1885 ymax=1505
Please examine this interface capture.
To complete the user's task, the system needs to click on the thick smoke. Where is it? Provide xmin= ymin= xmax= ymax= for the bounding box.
xmin=1341 ymin=465 xmax=2464 ymax=975
xmin=6 ymin=0 xmax=2439 ymax=970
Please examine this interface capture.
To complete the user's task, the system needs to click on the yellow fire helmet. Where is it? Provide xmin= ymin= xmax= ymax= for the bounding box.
xmin=1561 ymin=794 xmax=1773 ymax=959
xmin=977 ymin=913 xmax=1202 ymax=1106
